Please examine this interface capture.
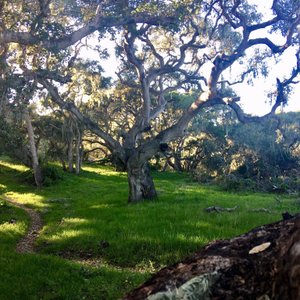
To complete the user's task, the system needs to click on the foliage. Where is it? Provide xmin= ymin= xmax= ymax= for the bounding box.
xmin=0 ymin=118 xmax=29 ymax=165
xmin=20 ymin=164 xmax=64 ymax=187
xmin=1 ymin=0 xmax=300 ymax=201
xmin=163 ymin=107 xmax=299 ymax=193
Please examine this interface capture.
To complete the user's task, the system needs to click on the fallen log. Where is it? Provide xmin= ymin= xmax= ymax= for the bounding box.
xmin=204 ymin=206 xmax=238 ymax=213
xmin=123 ymin=214 xmax=300 ymax=300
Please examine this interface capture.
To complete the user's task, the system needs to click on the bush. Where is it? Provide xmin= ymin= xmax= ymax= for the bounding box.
xmin=20 ymin=169 xmax=36 ymax=185
xmin=268 ymin=176 xmax=300 ymax=194
xmin=217 ymin=173 xmax=300 ymax=194
xmin=221 ymin=174 xmax=243 ymax=192
xmin=42 ymin=165 xmax=63 ymax=186
xmin=191 ymin=168 xmax=300 ymax=194
xmin=20 ymin=165 xmax=63 ymax=187
xmin=191 ymin=170 xmax=214 ymax=184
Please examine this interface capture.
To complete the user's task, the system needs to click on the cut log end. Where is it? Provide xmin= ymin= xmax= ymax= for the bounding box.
xmin=123 ymin=214 xmax=300 ymax=300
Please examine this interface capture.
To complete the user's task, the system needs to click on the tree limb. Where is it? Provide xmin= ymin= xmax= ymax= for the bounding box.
xmin=39 ymin=79 xmax=123 ymax=156
xmin=0 ymin=15 xmax=177 ymax=51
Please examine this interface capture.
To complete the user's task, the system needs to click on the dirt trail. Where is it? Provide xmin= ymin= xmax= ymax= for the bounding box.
xmin=2 ymin=196 xmax=42 ymax=253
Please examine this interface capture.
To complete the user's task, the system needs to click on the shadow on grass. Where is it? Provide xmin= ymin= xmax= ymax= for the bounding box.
xmin=0 ymin=163 xmax=29 ymax=192
xmin=0 ymin=162 xmax=147 ymax=299
xmin=0 ymin=249 xmax=147 ymax=300
xmin=1 ymin=161 xmax=212 ymax=268
xmin=1 ymin=159 xmax=299 ymax=298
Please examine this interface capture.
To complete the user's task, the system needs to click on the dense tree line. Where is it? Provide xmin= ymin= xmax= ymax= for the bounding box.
xmin=164 ymin=108 xmax=300 ymax=193
xmin=1 ymin=101 xmax=299 ymax=193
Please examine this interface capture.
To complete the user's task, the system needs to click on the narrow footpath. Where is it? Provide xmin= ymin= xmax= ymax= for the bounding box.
xmin=2 ymin=196 xmax=42 ymax=253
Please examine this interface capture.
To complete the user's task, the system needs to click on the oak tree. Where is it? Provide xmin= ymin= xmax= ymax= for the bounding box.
xmin=1 ymin=0 xmax=299 ymax=202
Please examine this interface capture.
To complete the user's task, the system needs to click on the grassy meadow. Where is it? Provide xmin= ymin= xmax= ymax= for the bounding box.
xmin=0 ymin=157 xmax=299 ymax=299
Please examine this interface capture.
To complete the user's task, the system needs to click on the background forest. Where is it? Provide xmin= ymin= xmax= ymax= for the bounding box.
xmin=1 ymin=0 xmax=300 ymax=202
xmin=1 ymin=103 xmax=299 ymax=194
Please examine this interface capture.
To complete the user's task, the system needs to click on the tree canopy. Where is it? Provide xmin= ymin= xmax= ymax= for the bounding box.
xmin=0 ymin=0 xmax=299 ymax=202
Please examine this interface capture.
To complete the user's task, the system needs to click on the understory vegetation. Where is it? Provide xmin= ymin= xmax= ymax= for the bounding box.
xmin=2 ymin=108 xmax=299 ymax=195
xmin=0 ymin=157 xmax=299 ymax=299
xmin=156 ymin=110 xmax=300 ymax=194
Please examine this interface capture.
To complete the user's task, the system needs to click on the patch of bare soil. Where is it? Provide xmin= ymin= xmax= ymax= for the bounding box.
xmin=123 ymin=214 xmax=300 ymax=300
xmin=3 ymin=196 xmax=42 ymax=253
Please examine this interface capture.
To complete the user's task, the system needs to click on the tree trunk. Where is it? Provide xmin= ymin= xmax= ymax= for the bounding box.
xmin=111 ymin=152 xmax=127 ymax=172
xmin=67 ymin=138 xmax=74 ymax=173
xmin=60 ymin=158 xmax=67 ymax=171
xmin=75 ymin=125 xmax=82 ymax=175
xmin=24 ymin=109 xmax=43 ymax=188
xmin=127 ymin=159 xmax=157 ymax=203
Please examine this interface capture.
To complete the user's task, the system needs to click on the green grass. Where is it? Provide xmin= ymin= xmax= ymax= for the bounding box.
xmin=0 ymin=158 xmax=299 ymax=299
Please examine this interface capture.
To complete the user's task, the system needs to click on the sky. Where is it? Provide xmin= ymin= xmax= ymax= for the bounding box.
xmin=86 ymin=0 xmax=300 ymax=117
xmin=232 ymin=47 xmax=300 ymax=116
xmin=234 ymin=0 xmax=300 ymax=116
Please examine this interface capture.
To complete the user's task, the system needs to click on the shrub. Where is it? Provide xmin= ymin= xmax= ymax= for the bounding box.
xmin=268 ymin=176 xmax=300 ymax=194
xmin=19 ymin=165 xmax=63 ymax=187
xmin=191 ymin=170 xmax=214 ymax=184
xmin=221 ymin=174 xmax=243 ymax=192
xmin=42 ymin=165 xmax=63 ymax=186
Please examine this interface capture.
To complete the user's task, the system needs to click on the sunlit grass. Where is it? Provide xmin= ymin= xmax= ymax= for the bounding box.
xmin=5 ymin=192 xmax=47 ymax=208
xmin=0 ymin=158 xmax=299 ymax=299
xmin=82 ymin=165 xmax=126 ymax=177
xmin=0 ymin=199 xmax=29 ymax=251
xmin=0 ymin=160 xmax=29 ymax=172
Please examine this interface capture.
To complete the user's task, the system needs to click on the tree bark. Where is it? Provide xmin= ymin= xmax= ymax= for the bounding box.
xmin=24 ymin=109 xmax=43 ymax=188
xmin=112 ymin=152 xmax=127 ymax=172
xmin=123 ymin=214 xmax=300 ymax=299
xmin=67 ymin=138 xmax=74 ymax=173
xmin=75 ymin=125 xmax=82 ymax=175
xmin=127 ymin=158 xmax=157 ymax=203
